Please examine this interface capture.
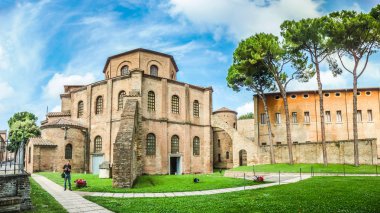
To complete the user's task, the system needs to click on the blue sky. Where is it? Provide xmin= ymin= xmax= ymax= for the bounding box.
xmin=0 ymin=0 xmax=379 ymax=130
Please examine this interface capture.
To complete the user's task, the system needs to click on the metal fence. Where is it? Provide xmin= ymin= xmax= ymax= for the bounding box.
xmin=0 ymin=140 xmax=26 ymax=175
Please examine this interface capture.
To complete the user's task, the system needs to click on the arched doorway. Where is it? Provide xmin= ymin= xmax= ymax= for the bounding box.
xmin=239 ymin=149 xmax=247 ymax=166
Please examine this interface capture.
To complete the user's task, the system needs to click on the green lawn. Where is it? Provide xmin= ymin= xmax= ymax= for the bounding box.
xmin=86 ymin=176 xmax=380 ymax=213
xmin=38 ymin=172 xmax=261 ymax=193
xmin=25 ymin=178 xmax=67 ymax=213
xmin=231 ymin=163 xmax=379 ymax=174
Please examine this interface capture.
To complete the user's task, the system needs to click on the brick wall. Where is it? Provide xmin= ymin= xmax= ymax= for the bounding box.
xmin=258 ymin=138 xmax=378 ymax=165
xmin=112 ymin=99 xmax=143 ymax=188
xmin=0 ymin=174 xmax=31 ymax=212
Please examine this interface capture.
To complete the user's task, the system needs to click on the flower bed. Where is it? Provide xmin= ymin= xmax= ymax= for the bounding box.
xmin=74 ymin=179 xmax=87 ymax=188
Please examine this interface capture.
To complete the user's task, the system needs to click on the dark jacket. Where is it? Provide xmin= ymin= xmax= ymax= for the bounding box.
xmin=63 ymin=164 xmax=71 ymax=175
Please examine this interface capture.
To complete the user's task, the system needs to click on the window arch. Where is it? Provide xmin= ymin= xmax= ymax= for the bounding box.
xmin=95 ymin=96 xmax=103 ymax=114
xmin=65 ymin=144 xmax=72 ymax=159
xmin=121 ymin=65 xmax=129 ymax=75
xmin=94 ymin=136 xmax=102 ymax=153
xmin=171 ymin=135 xmax=179 ymax=154
xmin=148 ymin=91 xmax=155 ymax=111
xmin=226 ymin=151 xmax=230 ymax=159
xmin=150 ymin=65 xmax=158 ymax=76
xmin=146 ymin=133 xmax=156 ymax=155
xmin=193 ymin=100 xmax=199 ymax=117
xmin=77 ymin=101 xmax=84 ymax=118
xmin=171 ymin=95 xmax=179 ymax=114
xmin=118 ymin=91 xmax=126 ymax=110
xmin=193 ymin=136 xmax=200 ymax=156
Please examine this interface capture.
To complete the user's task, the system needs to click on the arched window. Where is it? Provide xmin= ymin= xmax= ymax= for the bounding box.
xmin=94 ymin=136 xmax=102 ymax=153
xmin=146 ymin=133 xmax=156 ymax=155
xmin=95 ymin=96 xmax=103 ymax=114
xmin=193 ymin=100 xmax=199 ymax=117
xmin=121 ymin=65 xmax=129 ymax=75
xmin=118 ymin=91 xmax=126 ymax=110
xmin=148 ymin=91 xmax=155 ymax=111
xmin=65 ymin=144 xmax=72 ymax=159
xmin=171 ymin=95 xmax=179 ymax=114
xmin=77 ymin=101 xmax=84 ymax=118
xmin=150 ymin=65 xmax=158 ymax=76
xmin=193 ymin=136 xmax=200 ymax=156
xmin=226 ymin=151 xmax=229 ymax=159
xmin=171 ymin=135 xmax=179 ymax=154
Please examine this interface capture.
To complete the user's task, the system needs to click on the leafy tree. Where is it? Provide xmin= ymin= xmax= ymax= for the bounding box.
xmin=239 ymin=33 xmax=313 ymax=165
xmin=7 ymin=112 xmax=41 ymax=152
xmin=327 ymin=10 xmax=380 ymax=166
xmin=281 ymin=16 xmax=342 ymax=166
xmin=227 ymin=43 xmax=277 ymax=164
xmin=238 ymin=112 xmax=254 ymax=120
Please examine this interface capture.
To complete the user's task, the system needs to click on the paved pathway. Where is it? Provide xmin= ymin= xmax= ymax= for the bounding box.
xmin=76 ymin=174 xmax=311 ymax=198
xmin=32 ymin=174 xmax=113 ymax=213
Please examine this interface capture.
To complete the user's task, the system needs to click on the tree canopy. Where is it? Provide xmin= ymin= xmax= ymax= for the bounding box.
xmin=7 ymin=112 xmax=41 ymax=152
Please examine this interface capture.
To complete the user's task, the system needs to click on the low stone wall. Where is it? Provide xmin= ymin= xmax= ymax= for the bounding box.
xmin=258 ymin=139 xmax=378 ymax=165
xmin=0 ymin=173 xmax=31 ymax=212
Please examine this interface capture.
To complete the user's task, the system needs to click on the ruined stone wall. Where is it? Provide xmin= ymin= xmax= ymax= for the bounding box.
xmin=258 ymin=139 xmax=378 ymax=165
xmin=0 ymin=174 xmax=31 ymax=212
xmin=112 ymin=100 xmax=142 ymax=188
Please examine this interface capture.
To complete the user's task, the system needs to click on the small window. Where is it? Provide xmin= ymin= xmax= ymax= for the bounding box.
xmin=28 ymin=147 xmax=31 ymax=163
xmin=193 ymin=136 xmax=200 ymax=156
xmin=357 ymin=110 xmax=362 ymax=122
xmin=275 ymin=95 xmax=280 ymax=100
xmin=118 ymin=91 xmax=126 ymax=110
xmin=218 ymin=154 xmax=221 ymax=162
xmin=366 ymin=91 xmax=371 ymax=96
xmin=217 ymin=139 xmax=220 ymax=147
xmin=233 ymin=123 xmax=236 ymax=129
xmin=150 ymin=65 xmax=158 ymax=76
xmin=303 ymin=94 xmax=309 ymax=98
xmin=324 ymin=93 xmax=330 ymax=97
xmin=276 ymin=142 xmax=281 ymax=145
xmin=65 ymin=144 xmax=72 ymax=159
xmin=260 ymin=113 xmax=266 ymax=124
xmin=148 ymin=91 xmax=155 ymax=111
xmin=171 ymin=71 xmax=175 ymax=79
xmin=121 ymin=65 xmax=129 ymax=75
xmin=290 ymin=94 xmax=296 ymax=99
xmin=77 ymin=101 xmax=84 ymax=118
xmin=304 ymin=111 xmax=310 ymax=123
xmin=94 ymin=136 xmax=102 ymax=153
xmin=171 ymin=95 xmax=180 ymax=114
xmin=261 ymin=142 xmax=267 ymax=145
xmin=95 ymin=96 xmax=103 ymax=114
xmin=335 ymin=92 xmax=341 ymax=97
xmin=226 ymin=151 xmax=229 ymax=159
xmin=336 ymin=110 xmax=342 ymax=123
xmin=171 ymin=135 xmax=179 ymax=154
xmin=357 ymin=91 xmax=361 ymax=96
xmin=193 ymin=100 xmax=199 ymax=117
xmin=325 ymin=111 xmax=331 ymax=122
xmin=292 ymin=112 xmax=297 ymax=123
xmin=368 ymin=110 xmax=373 ymax=122
xmin=293 ymin=141 xmax=299 ymax=144
xmin=146 ymin=133 xmax=156 ymax=155
xmin=275 ymin=113 xmax=281 ymax=124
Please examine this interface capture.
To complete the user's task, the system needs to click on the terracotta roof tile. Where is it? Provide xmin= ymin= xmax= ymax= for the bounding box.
xmin=213 ymin=107 xmax=237 ymax=114
xmin=46 ymin=112 xmax=71 ymax=117
xmin=41 ymin=118 xmax=87 ymax=129
xmin=29 ymin=137 xmax=56 ymax=146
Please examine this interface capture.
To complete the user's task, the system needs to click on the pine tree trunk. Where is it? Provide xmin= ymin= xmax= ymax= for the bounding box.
xmin=315 ymin=61 xmax=328 ymax=166
xmin=262 ymin=95 xmax=275 ymax=164
xmin=279 ymin=86 xmax=293 ymax=165
xmin=353 ymin=75 xmax=359 ymax=166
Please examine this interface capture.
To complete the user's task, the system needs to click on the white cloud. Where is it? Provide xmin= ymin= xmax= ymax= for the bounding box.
xmin=0 ymin=81 xmax=14 ymax=100
xmin=43 ymin=73 xmax=96 ymax=99
xmin=51 ymin=105 xmax=61 ymax=112
xmin=236 ymin=101 xmax=254 ymax=116
xmin=168 ymin=0 xmax=322 ymax=40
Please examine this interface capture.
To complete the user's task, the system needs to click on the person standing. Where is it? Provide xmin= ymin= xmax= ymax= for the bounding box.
xmin=63 ymin=161 xmax=72 ymax=191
